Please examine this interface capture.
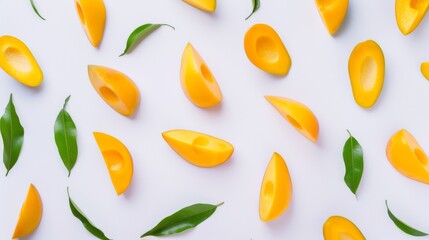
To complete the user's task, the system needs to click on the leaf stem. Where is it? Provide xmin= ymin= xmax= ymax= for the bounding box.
xmin=216 ymin=202 xmax=224 ymax=207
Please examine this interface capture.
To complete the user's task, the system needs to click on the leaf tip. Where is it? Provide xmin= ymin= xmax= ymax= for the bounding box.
xmin=216 ymin=202 xmax=224 ymax=207
xmin=119 ymin=52 xmax=126 ymax=57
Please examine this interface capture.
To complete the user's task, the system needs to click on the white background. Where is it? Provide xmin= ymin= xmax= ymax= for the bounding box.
xmin=1 ymin=0 xmax=429 ymax=239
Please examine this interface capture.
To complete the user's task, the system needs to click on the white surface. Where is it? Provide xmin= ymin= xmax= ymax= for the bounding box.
xmin=1 ymin=0 xmax=429 ymax=239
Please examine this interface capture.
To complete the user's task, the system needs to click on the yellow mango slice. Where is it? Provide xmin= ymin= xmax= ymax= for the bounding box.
xmin=93 ymin=132 xmax=133 ymax=195
xmin=75 ymin=0 xmax=106 ymax=47
xmin=421 ymin=62 xmax=429 ymax=80
xmin=244 ymin=24 xmax=291 ymax=76
xmin=183 ymin=0 xmax=216 ymax=12
xmin=13 ymin=184 xmax=43 ymax=239
xmin=315 ymin=0 xmax=349 ymax=35
xmin=348 ymin=40 xmax=385 ymax=108
xmin=265 ymin=96 xmax=319 ymax=142
xmin=386 ymin=129 xmax=429 ymax=184
xmin=395 ymin=0 xmax=429 ymax=35
xmin=162 ymin=129 xmax=234 ymax=168
xmin=0 ymin=35 xmax=43 ymax=87
xmin=259 ymin=152 xmax=292 ymax=222
xmin=323 ymin=216 xmax=366 ymax=240
xmin=88 ymin=65 xmax=140 ymax=117
xmin=181 ymin=43 xmax=222 ymax=108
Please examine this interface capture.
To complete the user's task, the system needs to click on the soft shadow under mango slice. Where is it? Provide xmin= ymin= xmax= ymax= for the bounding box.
xmin=75 ymin=0 xmax=106 ymax=47
xmin=183 ymin=0 xmax=216 ymax=12
xmin=395 ymin=0 xmax=429 ymax=35
xmin=0 ymin=35 xmax=43 ymax=87
xmin=323 ymin=216 xmax=366 ymax=240
xmin=244 ymin=24 xmax=291 ymax=76
xmin=13 ymin=184 xmax=43 ymax=239
xmin=348 ymin=40 xmax=385 ymax=108
xmin=315 ymin=0 xmax=349 ymax=35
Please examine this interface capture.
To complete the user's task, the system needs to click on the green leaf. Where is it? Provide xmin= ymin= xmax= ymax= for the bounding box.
xmin=119 ymin=23 xmax=174 ymax=56
xmin=385 ymin=200 xmax=428 ymax=236
xmin=54 ymin=96 xmax=78 ymax=177
xmin=342 ymin=130 xmax=363 ymax=195
xmin=141 ymin=202 xmax=223 ymax=237
xmin=1 ymin=94 xmax=24 ymax=176
xmin=30 ymin=0 xmax=45 ymax=20
xmin=67 ymin=188 xmax=111 ymax=240
xmin=245 ymin=0 xmax=260 ymax=20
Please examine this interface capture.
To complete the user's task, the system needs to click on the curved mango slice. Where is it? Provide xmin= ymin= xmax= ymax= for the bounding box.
xmin=13 ymin=184 xmax=43 ymax=239
xmin=323 ymin=216 xmax=366 ymax=240
xmin=88 ymin=65 xmax=140 ymax=117
xmin=348 ymin=40 xmax=385 ymax=108
xmin=386 ymin=129 xmax=429 ymax=184
xmin=181 ymin=43 xmax=222 ymax=108
xmin=183 ymin=0 xmax=216 ymax=12
xmin=244 ymin=24 xmax=291 ymax=76
xmin=315 ymin=0 xmax=349 ymax=35
xmin=0 ymin=35 xmax=43 ymax=87
xmin=265 ymin=96 xmax=319 ymax=142
xmin=93 ymin=132 xmax=133 ymax=195
xmin=395 ymin=0 xmax=429 ymax=35
xmin=259 ymin=152 xmax=292 ymax=222
xmin=421 ymin=62 xmax=429 ymax=80
xmin=162 ymin=129 xmax=234 ymax=168
xmin=75 ymin=0 xmax=106 ymax=47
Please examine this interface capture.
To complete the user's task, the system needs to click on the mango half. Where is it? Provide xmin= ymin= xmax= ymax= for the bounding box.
xmin=386 ymin=129 xmax=429 ymax=184
xmin=0 ymin=35 xmax=43 ymax=87
xmin=323 ymin=216 xmax=366 ymax=240
xmin=315 ymin=0 xmax=349 ymax=35
xmin=13 ymin=184 xmax=43 ymax=239
xmin=421 ymin=62 xmax=429 ymax=80
xmin=395 ymin=0 xmax=429 ymax=35
xmin=75 ymin=0 xmax=106 ymax=47
xmin=183 ymin=0 xmax=216 ymax=12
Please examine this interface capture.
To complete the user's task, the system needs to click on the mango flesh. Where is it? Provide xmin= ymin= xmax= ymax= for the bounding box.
xmin=162 ymin=129 xmax=234 ymax=168
xmin=265 ymin=96 xmax=319 ymax=142
xmin=183 ymin=0 xmax=216 ymax=12
xmin=75 ymin=0 xmax=106 ymax=47
xmin=88 ymin=65 xmax=140 ymax=117
xmin=13 ymin=184 xmax=43 ymax=239
xmin=348 ymin=40 xmax=385 ymax=108
xmin=0 ymin=35 xmax=43 ymax=87
xmin=180 ymin=43 xmax=222 ymax=108
xmin=421 ymin=62 xmax=429 ymax=80
xmin=323 ymin=216 xmax=366 ymax=240
xmin=386 ymin=129 xmax=429 ymax=184
xmin=244 ymin=24 xmax=291 ymax=76
xmin=315 ymin=0 xmax=349 ymax=35
xmin=259 ymin=152 xmax=292 ymax=222
xmin=395 ymin=0 xmax=429 ymax=35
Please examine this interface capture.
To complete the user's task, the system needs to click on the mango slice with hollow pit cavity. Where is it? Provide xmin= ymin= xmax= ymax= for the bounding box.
xmin=421 ymin=62 xmax=429 ymax=80
xmin=259 ymin=152 xmax=292 ymax=222
xmin=265 ymin=96 xmax=319 ymax=142
xmin=12 ymin=184 xmax=43 ymax=239
xmin=88 ymin=65 xmax=140 ymax=117
xmin=244 ymin=24 xmax=291 ymax=76
xmin=323 ymin=216 xmax=366 ymax=240
xmin=396 ymin=0 xmax=429 ymax=35
xmin=162 ymin=129 xmax=234 ymax=168
xmin=183 ymin=0 xmax=216 ymax=12
xmin=180 ymin=43 xmax=222 ymax=108
xmin=386 ymin=129 xmax=429 ymax=184
xmin=75 ymin=0 xmax=106 ymax=47
xmin=93 ymin=132 xmax=133 ymax=195
xmin=315 ymin=0 xmax=349 ymax=35
xmin=348 ymin=40 xmax=385 ymax=108
xmin=0 ymin=35 xmax=43 ymax=87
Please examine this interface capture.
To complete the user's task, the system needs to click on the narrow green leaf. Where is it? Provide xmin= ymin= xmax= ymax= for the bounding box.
xmin=385 ymin=200 xmax=428 ymax=236
xmin=54 ymin=96 xmax=78 ymax=177
xmin=30 ymin=0 xmax=45 ymax=20
xmin=245 ymin=0 xmax=260 ymax=20
xmin=67 ymin=188 xmax=111 ymax=240
xmin=1 ymin=94 xmax=24 ymax=176
xmin=342 ymin=130 xmax=363 ymax=195
xmin=141 ymin=202 xmax=223 ymax=237
xmin=119 ymin=23 xmax=174 ymax=56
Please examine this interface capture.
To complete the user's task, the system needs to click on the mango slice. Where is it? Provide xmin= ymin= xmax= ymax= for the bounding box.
xmin=348 ymin=40 xmax=385 ymax=108
xmin=93 ymin=132 xmax=133 ymax=195
xmin=323 ymin=216 xmax=366 ymax=240
xmin=88 ymin=65 xmax=140 ymax=117
xmin=395 ymin=0 xmax=429 ymax=35
xmin=183 ymin=0 xmax=216 ymax=12
xmin=181 ymin=43 xmax=222 ymax=108
xmin=265 ymin=96 xmax=319 ymax=142
xmin=162 ymin=129 xmax=234 ymax=168
xmin=421 ymin=62 xmax=429 ymax=80
xmin=259 ymin=152 xmax=292 ymax=222
xmin=75 ymin=0 xmax=106 ymax=47
xmin=0 ymin=35 xmax=43 ymax=87
xmin=315 ymin=0 xmax=349 ymax=35
xmin=386 ymin=129 xmax=429 ymax=184
xmin=13 ymin=184 xmax=43 ymax=239
xmin=244 ymin=24 xmax=291 ymax=76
